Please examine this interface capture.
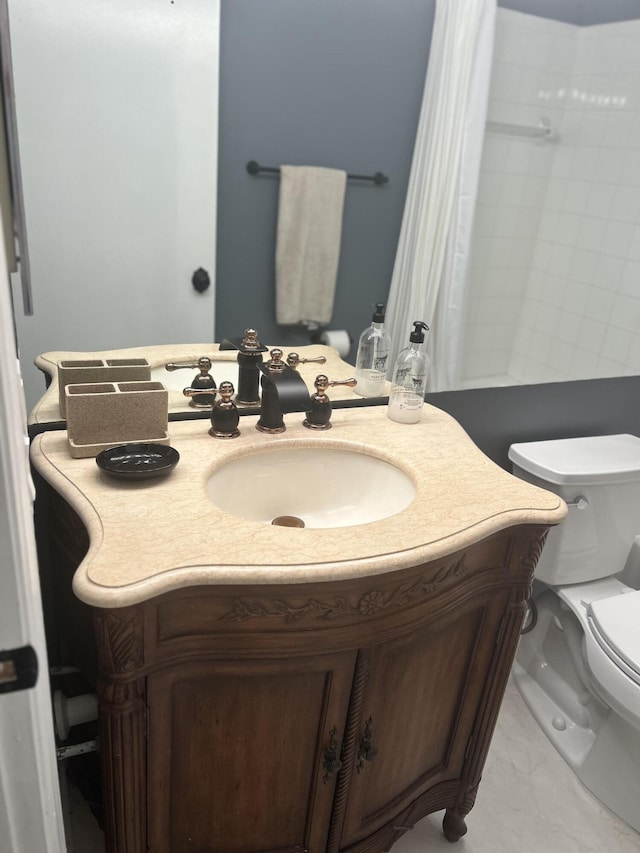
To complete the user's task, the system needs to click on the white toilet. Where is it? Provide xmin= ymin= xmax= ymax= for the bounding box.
xmin=508 ymin=434 xmax=640 ymax=832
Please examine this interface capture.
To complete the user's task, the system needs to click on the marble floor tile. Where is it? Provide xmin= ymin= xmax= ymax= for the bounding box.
xmin=393 ymin=684 xmax=640 ymax=853
xmin=67 ymin=682 xmax=640 ymax=852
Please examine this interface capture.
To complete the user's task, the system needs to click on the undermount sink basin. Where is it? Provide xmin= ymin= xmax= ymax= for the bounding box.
xmin=206 ymin=447 xmax=415 ymax=529
xmin=150 ymin=361 xmax=240 ymax=393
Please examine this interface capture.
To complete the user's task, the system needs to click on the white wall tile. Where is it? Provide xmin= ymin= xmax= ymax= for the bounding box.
xmin=600 ymin=220 xmax=634 ymax=258
xmin=532 ymin=240 xmax=552 ymax=271
xmin=562 ymin=180 xmax=591 ymax=213
xmin=610 ymin=186 xmax=640 ymax=223
xmin=578 ymin=316 xmax=607 ymax=353
xmin=627 ymin=225 xmax=640 ymax=261
xmin=555 ymin=309 xmax=583 ymax=345
xmin=569 ymin=347 xmax=598 ymax=380
xmin=579 ymin=111 xmax=608 ymax=146
xmin=562 ymin=279 xmax=590 ymax=311
xmin=569 ymin=146 xmax=598 ymax=182
xmin=595 ymin=147 xmax=624 ymax=184
xmin=592 ymin=254 xmax=624 ymax=290
xmin=576 ymin=217 xmax=607 ymax=252
xmin=594 ymin=355 xmax=627 ymax=377
xmin=462 ymin=11 xmax=640 ymax=387
xmin=619 ymin=259 xmax=640 ymax=297
xmin=603 ymin=112 xmax=636 ymax=148
xmin=625 ymin=334 xmax=640 ymax=371
xmin=610 ymin=293 xmax=640 ymax=333
xmin=499 ymin=174 xmax=528 ymax=207
xmin=601 ymin=326 xmax=633 ymax=364
xmin=621 ymin=147 xmax=640 ymax=186
xmin=584 ymin=183 xmax=616 ymax=219
xmin=524 ymin=174 xmax=549 ymax=207
xmin=550 ymin=244 xmax=574 ymax=277
xmin=505 ymin=140 xmax=534 ymax=174
xmin=570 ymin=249 xmax=597 ymax=283
xmin=584 ymin=286 xmax=615 ymax=322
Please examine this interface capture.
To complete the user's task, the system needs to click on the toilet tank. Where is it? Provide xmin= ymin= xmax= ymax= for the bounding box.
xmin=509 ymin=435 xmax=640 ymax=586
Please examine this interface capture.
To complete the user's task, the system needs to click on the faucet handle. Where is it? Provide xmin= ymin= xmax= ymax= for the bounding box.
xmin=209 ymin=381 xmax=240 ymax=439
xmin=303 ymin=375 xmax=357 ymax=431
xmin=241 ymin=328 xmax=262 ymax=350
xmin=174 ymin=357 xmax=217 ymax=408
xmin=165 ymin=356 xmax=212 ymax=372
xmin=265 ymin=348 xmax=286 ymax=371
xmin=325 ymin=376 xmax=357 ymax=390
xmin=310 ymin=374 xmax=357 ymax=396
xmin=183 ymin=385 xmax=218 ymax=408
xmin=286 ymin=352 xmax=327 ymax=370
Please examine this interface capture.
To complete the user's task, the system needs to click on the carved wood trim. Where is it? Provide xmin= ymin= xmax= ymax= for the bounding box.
xmin=520 ymin=529 xmax=549 ymax=581
xmin=95 ymin=611 xmax=144 ymax=677
xmin=456 ymin=598 xmax=526 ymax=806
xmin=326 ymin=648 xmax=371 ymax=853
xmin=99 ymin=678 xmax=146 ymax=853
xmin=221 ymin=557 xmax=467 ymax=624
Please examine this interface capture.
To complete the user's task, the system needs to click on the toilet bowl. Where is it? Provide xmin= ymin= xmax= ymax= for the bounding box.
xmin=508 ymin=434 xmax=640 ymax=833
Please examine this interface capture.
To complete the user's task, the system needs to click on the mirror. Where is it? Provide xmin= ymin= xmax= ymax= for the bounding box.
xmin=6 ymin=0 xmax=640 ymax=420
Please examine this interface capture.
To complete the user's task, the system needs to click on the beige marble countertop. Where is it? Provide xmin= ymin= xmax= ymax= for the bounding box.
xmin=30 ymin=342 xmax=365 ymax=424
xmin=30 ymin=403 xmax=566 ymax=608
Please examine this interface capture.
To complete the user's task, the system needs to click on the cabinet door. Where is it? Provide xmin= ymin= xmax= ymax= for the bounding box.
xmin=146 ymin=651 xmax=355 ymax=853
xmin=338 ymin=596 xmax=506 ymax=849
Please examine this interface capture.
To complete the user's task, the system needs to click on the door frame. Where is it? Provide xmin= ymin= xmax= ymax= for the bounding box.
xmin=0 ymin=226 xmax=65 ymax=851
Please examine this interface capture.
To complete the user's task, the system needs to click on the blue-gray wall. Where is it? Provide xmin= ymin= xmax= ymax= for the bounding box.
xmin=428 ymin=376 xmax=640 ymax=470
xmin=216 ymin=0 xmax=640 ymax=471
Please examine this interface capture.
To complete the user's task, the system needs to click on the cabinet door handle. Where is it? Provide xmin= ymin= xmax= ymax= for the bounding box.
xmin=322 ymin=725 xmax=342 ymax=783
xmin=357 ymin=715 xmax=378 ymax=772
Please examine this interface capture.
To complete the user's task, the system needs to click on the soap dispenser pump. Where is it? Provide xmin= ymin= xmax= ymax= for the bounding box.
xmin=387 ymin=321 xmax=430 ymax=424
xmin=354 ymin=303 xmax=391 ymax=397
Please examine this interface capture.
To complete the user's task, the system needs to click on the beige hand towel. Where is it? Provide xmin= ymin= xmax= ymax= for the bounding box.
xmin=275 ymin=165 xmax=347 ymax=326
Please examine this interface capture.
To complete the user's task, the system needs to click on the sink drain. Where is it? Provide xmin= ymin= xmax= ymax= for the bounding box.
xmin=271 ymin=515 xmax=305 ymax=528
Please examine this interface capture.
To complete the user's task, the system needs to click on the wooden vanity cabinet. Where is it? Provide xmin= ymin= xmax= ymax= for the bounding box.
xmin=145 ymin=653 xmax=357 ymax=853
xmin=335 ymin=591 xmax=511 ymax=852
xmin=99 ymin=531 xmax=547 ymax=853
xmin=44 ymin=490 xmax=548 ymax=853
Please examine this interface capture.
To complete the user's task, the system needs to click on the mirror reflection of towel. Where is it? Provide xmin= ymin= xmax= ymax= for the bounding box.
xmin=275 ymin=165 xmax=347 ymax=326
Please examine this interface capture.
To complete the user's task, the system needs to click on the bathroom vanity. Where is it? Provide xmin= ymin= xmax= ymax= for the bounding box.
xmin=31 ymin=404 xmax=565 ymax=853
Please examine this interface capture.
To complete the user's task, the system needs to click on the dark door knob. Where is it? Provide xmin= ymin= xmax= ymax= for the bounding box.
xmin=191 ymin=267 xmax=211 ymax=293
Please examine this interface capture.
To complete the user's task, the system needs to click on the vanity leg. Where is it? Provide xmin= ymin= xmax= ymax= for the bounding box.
xmin=442 ymin=809 xmax=468 ymax=843
xmin=99 ymin=677 xmax=147 ymax=853
xmin=94 ymin=608 xmax=147 ymax=853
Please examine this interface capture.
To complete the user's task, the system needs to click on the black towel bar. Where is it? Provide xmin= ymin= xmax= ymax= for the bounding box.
xmin=246 ymin=160 xmax=389 ymax=186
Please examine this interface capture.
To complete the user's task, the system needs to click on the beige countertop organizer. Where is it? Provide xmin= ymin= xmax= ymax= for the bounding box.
xmin=65 ymin=380 xmax=169 ymax=458
xmin=57 ymin=357 xmax=151 ymax=417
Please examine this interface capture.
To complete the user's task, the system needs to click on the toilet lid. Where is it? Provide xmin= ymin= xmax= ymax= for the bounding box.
xmin=588 ymin=591 xmax=640 ymax=683
xmin=509 ymin=434 xmax=640 ymax=485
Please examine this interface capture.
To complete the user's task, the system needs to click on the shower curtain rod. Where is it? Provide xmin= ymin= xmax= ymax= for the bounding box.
xmin=246 ymin=160 xmax=389 ymax=185
xmin=486 ymin=120 xmax=555 ymax=140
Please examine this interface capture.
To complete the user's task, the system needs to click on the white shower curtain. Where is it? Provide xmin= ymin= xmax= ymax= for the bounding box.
xmin=385 ymin=0 xmax=496 ymax=392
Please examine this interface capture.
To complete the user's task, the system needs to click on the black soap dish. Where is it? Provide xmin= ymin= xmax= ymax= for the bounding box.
xmin=96 ymin=443 xmax=180 ymax=481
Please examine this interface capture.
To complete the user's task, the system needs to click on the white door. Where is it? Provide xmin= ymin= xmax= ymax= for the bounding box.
xmin=7 ymin=0 xmax=220 ymax=410
xmin=0 ymin=234 xmax=65 ymax=849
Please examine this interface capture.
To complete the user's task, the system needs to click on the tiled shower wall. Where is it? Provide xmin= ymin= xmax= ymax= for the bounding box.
xmin=461 ymin=10 xmax=640 ymax=386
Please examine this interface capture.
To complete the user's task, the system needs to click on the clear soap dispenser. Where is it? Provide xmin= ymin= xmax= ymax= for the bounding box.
xmin=387 ymin=321 xmax=430 ymax=424
xmin=354 ymin=303 xmax=391 ymax=397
